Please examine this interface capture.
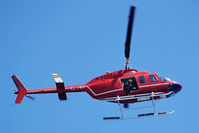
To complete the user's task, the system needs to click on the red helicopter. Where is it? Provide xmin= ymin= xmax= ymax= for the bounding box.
xmin=12 ymin=6 xmax=182 ymax=120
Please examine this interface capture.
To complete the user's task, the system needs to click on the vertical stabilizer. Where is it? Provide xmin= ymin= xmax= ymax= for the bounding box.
xmin=12 ymin=75 xmax=27 ymax=104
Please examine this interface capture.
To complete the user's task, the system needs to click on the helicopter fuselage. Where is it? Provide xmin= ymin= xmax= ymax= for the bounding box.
xmin=85 ymin=69 xmax=182 ymax=103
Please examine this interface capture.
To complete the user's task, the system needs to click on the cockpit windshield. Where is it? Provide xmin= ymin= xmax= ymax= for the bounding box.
xmin=159 ymin=75 xmax=171 ymax=81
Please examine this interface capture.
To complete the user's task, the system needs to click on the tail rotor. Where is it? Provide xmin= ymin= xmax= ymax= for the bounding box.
xmin=25 ymin=94 xmax=35 ymax=100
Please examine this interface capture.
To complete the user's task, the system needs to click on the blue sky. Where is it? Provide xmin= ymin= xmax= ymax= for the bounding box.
xmin=1 ymin=0 xmax=199 ymax=132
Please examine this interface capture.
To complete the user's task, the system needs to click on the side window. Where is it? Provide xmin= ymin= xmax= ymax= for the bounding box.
xmin=139 ymin=75 xmax=146 ymax=83
xmin=149 ymin=74 xmax=158 ymax=82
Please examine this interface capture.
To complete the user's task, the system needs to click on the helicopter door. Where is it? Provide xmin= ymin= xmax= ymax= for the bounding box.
xmin=120 ymin=77 xmax=139 ymax=94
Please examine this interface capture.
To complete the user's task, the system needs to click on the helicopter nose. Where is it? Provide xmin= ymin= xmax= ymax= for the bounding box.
xmin=168 ymin=83 xmax=182 ymax=92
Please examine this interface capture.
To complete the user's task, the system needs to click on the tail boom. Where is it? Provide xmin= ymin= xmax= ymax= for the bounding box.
xmin=12 ymin=74 xmax=87 ymax=103
xmin=25 ymin=85 xmax=87 ymax=94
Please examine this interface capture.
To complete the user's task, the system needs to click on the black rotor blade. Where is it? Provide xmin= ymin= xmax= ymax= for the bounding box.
xmin=124 ymin=6 xmax=136 ymax=68
xmin=25 ymin=95 xmax=35 ymax=100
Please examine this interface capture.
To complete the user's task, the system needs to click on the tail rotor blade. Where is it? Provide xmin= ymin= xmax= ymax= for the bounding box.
xmin=25 ymin=95 xmax=35 ymax=100
xmin=11 ymin=88 xmax=18 ymax=93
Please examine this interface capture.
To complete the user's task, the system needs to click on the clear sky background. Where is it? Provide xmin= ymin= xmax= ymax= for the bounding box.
xmin=1 ymin=0 xmax=199 ymax=132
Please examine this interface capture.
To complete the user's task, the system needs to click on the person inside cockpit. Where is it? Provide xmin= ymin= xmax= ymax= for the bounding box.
xmin=123 ymin=79 xmax=133 ymax=95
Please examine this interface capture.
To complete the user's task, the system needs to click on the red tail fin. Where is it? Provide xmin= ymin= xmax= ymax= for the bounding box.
xmin=12 ymin=75 xmax=27 ymax=104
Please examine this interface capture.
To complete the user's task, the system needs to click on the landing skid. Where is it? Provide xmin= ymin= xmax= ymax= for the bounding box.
xmin=103 ymin=94 xmax=175 ymax=120
xmin=103 ymin=111 xmax=174 ymax=120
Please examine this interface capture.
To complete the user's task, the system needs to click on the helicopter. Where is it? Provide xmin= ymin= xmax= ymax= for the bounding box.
xmin=12 ymin=6 xmax=182 ymax=120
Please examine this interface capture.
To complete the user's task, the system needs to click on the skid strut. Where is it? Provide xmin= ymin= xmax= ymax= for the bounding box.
xmin=151 ymin=92 xmax=157 ymax=115
xmin=103 ymin=96 xmax=124 ymax=120
xmin=103 ymin=93 xmax=175 ymax=120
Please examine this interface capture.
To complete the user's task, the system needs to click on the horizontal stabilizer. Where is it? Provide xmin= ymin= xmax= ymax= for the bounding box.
xmin=56 ymin=83 xmax=67 ymax=100
xmin=52 ymin=74 xmax=67 ymax=100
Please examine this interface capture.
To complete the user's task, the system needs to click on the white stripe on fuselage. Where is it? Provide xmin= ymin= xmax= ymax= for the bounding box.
xmin=86 ymin=83 xmax=169 ymax=96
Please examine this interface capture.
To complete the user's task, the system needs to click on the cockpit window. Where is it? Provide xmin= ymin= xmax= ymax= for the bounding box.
xmin=149 ymin=74 xmax=158 ymax=82
xmin=159 ymin=76 xmax=170 ymax=81
xmin=139 ymin=75 xmax=146 ymax=83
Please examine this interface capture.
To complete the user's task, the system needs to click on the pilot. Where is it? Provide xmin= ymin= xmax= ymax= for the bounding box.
xmin=124 ymin=79 xmax=133 ymax=95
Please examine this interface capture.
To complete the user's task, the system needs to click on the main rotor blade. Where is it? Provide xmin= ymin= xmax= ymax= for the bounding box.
xmin=125 ymin=6 xmax=136 ymax=69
